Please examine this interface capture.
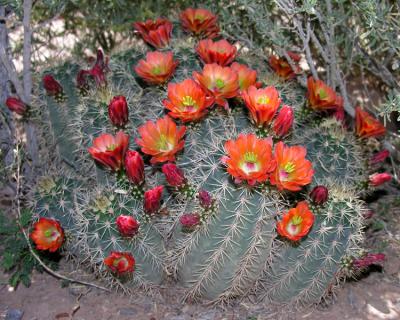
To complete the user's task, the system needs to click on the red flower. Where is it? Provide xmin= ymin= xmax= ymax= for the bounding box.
xmin=88 ymin=131 xmax=129 ymax=171
xmin=162 ymin=163 xmax=185 ymax=187
xmin=43 ymin=74 xmax=63 ymax=96
xmin=76 ymin=69 xmax=90 ymax=93
xmin=277 ymin=201 xmax=314 ymax=241
xmin=198 ymin=189 xmax=212 ymax=209
xmin=136 ymin=116 xmax=186 ymax=164
xmin=224 ymin=134 xmax=276 ymax=185
xmin=116 ymin=215 xmax=140 ymax=237
xmin=133 ymin=18 xmax=172 ymax=49
xmin=231 ymin=62 xmax=262 ymax=92
xmin=355 ymin=107 xmax=386 ymax=138
xmin=196 ymin=39 xmax=237 ymax=66
xmin=307 ymin=77 xmax=342 ymax=112
xmin=124 ymin=150 xmax=145 ymax=185
xmin=163 ymin=79 xmax=214 ymax=122
xmin=180 ymin=213 xmax=200 ymax=228
xmin=269 ymin=51 xmax=301 ymax=79
xmin=309 ymin=185 xmax=329 ymax=205
xmin=108 ymin=96 xmax=129 ymax=127
xmin=242 ymin=85 xmax=281 ymax=127
xmin=104 ymin=252 xmax=135 ymax=274
xmin=78 ymin=49 xmax=109 ymax=88
xmin=30 ymin=217 xmax=64 ymax=252
xmin=5 ymin=97 xmax=28 ymax=115
xmin=180 ymin=8 xmax=219 ymax=39
xmin=134 ymin=51 xmax=178 ymax=85
xmin=369 ymin=173 xmax=392 ymax=186
xmin=193 ymin=63 xmax=239 ymax=109
xmin=370 ymin=149 xmax=390 ymax=165
xmin=272 ymin=105 xmax=294 ymax=137
xmin=144 ymin=186 xmax=164 ymax=215
xmin=270 ymin=142 xmax=314 ymax=191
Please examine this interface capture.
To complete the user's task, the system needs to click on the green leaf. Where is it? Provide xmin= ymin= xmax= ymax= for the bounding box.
xmin=2 ymin=252 xmax=15 ymax=270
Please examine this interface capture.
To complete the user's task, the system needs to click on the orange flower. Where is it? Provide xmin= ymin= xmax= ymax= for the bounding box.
xmin=355 ymin=106 xmax=386 ymax=138
xmin=104 ymin=252 xmax=135 ymax=274
xmin=196 ymin=39 xmax=237 ymax=66
xmin=30 ymin=217 xmax=64 ymax=252
xmin=133 ymin=18 xmax=172 ymax=49
xmin=242 ymin=86 xmax=281 ymax=127
xmin=223 ymin=134 xmax=276 ymax=185
xmin=193 ymin=63 xmax=239 ymax=109
xmin=276 ymin=201 xmax=314 ymax=241
xmin=231 ymin=62 xmax=262 ymax=92
xmin=269 ymin=51 xmax=301 ymax=79
xmin=180 ymin=8 xmax=219 ymax=39
xmin=134 ymin=51 xmax=178 ymax=85
xmin=270 ymin=142 xmax=314 ymax=191
xmin=136 ymin=116 xmax=186 ymax=164
xmin=163 ymin=79 xmax=214 ymax=122
xmin=307 ymin=77 xmax=342 ymax=112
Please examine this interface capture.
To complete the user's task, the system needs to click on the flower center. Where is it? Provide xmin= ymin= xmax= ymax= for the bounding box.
xmin=195 ymin=14 xmax=205 ymax=22
xmin=44 ymin=229 xmax=53 ymax=238
xmin=317 ymin=88 xmax=328 ymax=99
xmin=291 ymin=215 xmax=303 ymax=225
xmin=241 ymin=152 xmax=259 ymax=174
xmin=215 ymin=79 xmax=225 ymax=89
xmin=257 ymin=95 xmax=270 ymax=105
xmin=182 ymin=96 xmax=197 ymax=112
xmin=279 ymin=162 xmax=295 ymax=180
xmin=284 ymin=162 xmax=295 ymax=173
xmin=152 ymin=66 xmax=163 ymax=75
xmin=157 ymin=134 xmax=174 ymax=152
xmin=106 ymin=144 xmax=116 ymax=151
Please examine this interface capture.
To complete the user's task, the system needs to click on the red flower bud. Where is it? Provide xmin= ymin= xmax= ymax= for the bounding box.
xmin=116 ymin=215 xmax=140 ymax=237
xmin=353 ymin=253 xmax=385 ymax=269
xmin=104 ymin=251 xmax=135 ymax=274
xmin=180 ymin=213 xmax=200 ymax=229
xmin=89 ymin=49 xmax=109 ymax=87
xmin=369 ymin=172 xmax=392 ymax=186
xmin=144 ymin=186 xmax=163 ymax=215
xmin=162 ymin=163 xmax=185 ymax=187
xmin=108 ymin=96 xmax=129 ymax=127
xmin=5 ymin=97 xmax=28 ymax=115
xmin=198 ymin=189 xmax=212 ymax=208
xmin=370 ymin=149 xmax=390 ymax=165
xmin=124 ymin=150 xmax=145 ymax=185
xmin=363 ymin=210 xmax=374 ymax=219
xmin=273 ymin=105 xmax=294 ymax=137
xmin=43 ymin=74 xmax=63 ymax=96
xmin=309 ymin=185 xmax=329 ymax=205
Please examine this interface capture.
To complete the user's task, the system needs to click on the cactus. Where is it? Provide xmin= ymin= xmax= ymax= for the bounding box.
xmin=29 ymin=7 xmax=389 ymax=307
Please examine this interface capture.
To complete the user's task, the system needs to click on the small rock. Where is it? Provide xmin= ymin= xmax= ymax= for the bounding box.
xmin=5 ymin=309 xmax=24 ymax=320
xmin=118 ymin=307 xmax=138 ymax=316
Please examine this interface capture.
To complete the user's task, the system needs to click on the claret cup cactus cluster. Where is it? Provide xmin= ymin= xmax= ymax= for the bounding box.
xmin=13 ymin=7 xmax=391 ymax=307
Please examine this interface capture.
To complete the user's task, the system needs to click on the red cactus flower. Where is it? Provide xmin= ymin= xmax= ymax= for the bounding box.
xmin=231 ymin=62 xmax=262 ymax=92
xmin=76 ymin=69 xmax=90 ymax=93
xmin=355 ymin=107 xmax=386 ymax=138
xmin=269 ymin=51 xmax=301 ymax=79
xmin=242 ymin=85 xmax=281 ymax=127
xmin=133 ymin=18 xmax=172 ymax=49
xmin=116 ymin=215 xmax=140 ymax=237
xmin=370 ymin=149 xmax=390 ymax=165
xmin=193 ymin=63 xmax=239 ymax=109
xmin=163 ymin=79 xmax=214 ymax=122
xmin=136 ymin=116 xmax=186 ymax=164
xmin=277 ymin=201 xmax=314 ymax=241
xmin=369 ymin=172 xmax=392 ymax=186
xmin=180 ymin=213 xmax=200 ymax=228
xmin=88 ymin=131 xmax=129 ymax=171
xmin=5 ymin=97 xmax=28 ymax=115
xmin=43 ymin=74 xmax=63 ymax=96
xmin=196 ymin=39 xmax=237 ymax=66
xmin=108 ymin=96 xmax=129 ymax=127
xmin=30 ymin=217 xmax=64 ymax=252
xmin=309 ymin=185 xmax=329 ymax=205
xmin=162 ymin=163 xmax=186 ymax=187
xmin=124 ymin=150 xmax=145 ymax=185
xmin=307 ymin=77 xmax=342 ymax=112
xmin=198 ymin=189 xmax=212 ymax=209
xmin=270 ymin=141 xmax=314 ymax=191
xmin=180 ymin=8 xmax=219 ymax=39
xmin=78 ymin=49 xmax=109 ymax=88
xmin=134 ymin=51 xmax=178 ymax=85
xmin=273 ymin=105 xmax=294 ymax=137
xmin=104 ymin=252 xmax=135 ymax=274
xmin=353 ymin=253 xmax=385 ymax=269
xmin=144 ymin=186 xmax=163 ymax=215
xmin=223 ymin=133 xmax=276 ymax=185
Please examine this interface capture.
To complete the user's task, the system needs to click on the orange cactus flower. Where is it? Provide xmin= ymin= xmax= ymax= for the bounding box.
xmin=223 ymin=133 xmax=276 ymax=185
xmin=133 ymin=18 xmax=172 ymax=49
xmin=242 ymin=86 xmax=281 ymax=127
xmin=355 ymin=106 xmax=386 ymax=138
xmin=134 ymin=51 xmax=178 ymax=85
xmin=231 ymin=62 xmax=262 ymax=92
xmin=193 ymin=63 xmax=239 ymax=109
xmin=270 ymin=141 xmax=314 ymax=191
xmin=163 ymin=79 xmax=214 ymax=122
xmin=307 ymin=77 xmax=342 ymax=112
xmin=269 ymin=51 xmax=301 ymax=79
xmin=30 ymin=217 xmax=64 ymax=252
xmin=180 ymin=8 xmax=219 ymax=39
xmin=196 ymin=39 xmax=237 ymax=66
xmin=136 ymin=116 xmax=186 ymax=164
xmin=104 ymin=252 xmax=135 ymax=274
xmin=276 ymin=201 xmax=314 ymax=241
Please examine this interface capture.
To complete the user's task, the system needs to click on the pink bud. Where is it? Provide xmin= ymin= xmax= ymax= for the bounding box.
xmin=108 ymin=96 xmax=129 ymax=127
xmin=309 ymin=185 xmax=329 ymax=205
xmin=180 ymin=213 xmax=200 ymax=229
xmin=353 ymin=253 xmax=385 ymax=269
xmin=370 ymin=149 xmax=390 ymax=165
xmin=5 ymin=97 xmax=28 ymax=115
xmin=124 ymin=150 xmax=145 ymax=185
xmin=369 ymin=172 xmax=392 ymax=186
xmin=116 ymin=215 xmax=140 ymax=237
xmin=162 ymin=163 xmax=185 ymax=187
xmin=43 ymin=74 xmax=63 ymax=96
xmin=198 ymin=190 xmax=212 ymax=208
xmin=273 ymin=105 xmax=294 ymax=137
xmin=144 ymin=186 xmax=163 ymax=215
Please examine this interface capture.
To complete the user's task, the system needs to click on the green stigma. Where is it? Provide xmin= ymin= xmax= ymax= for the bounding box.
xmin=215 ymin=79 xmax=225 ymax=89
xmin=157 ymin=134 xmax=172 ymax=151
xmin=244 ymin=152 xmax=257 ymax=163
xmin=182 ymin=96 xmax=197 ymax=107
xmin=284 ymin=162 xmax=295 ymax=173
xmin=152 ymin=66 xmax=162 ymax=75
xmin=44 ymin=229 xmax=53 ymax=237
xmin=106 ymin=144 xmax=116 ymax=151
xmin=317 ymin=88 xmax=328 ymax=99
xmin=257 ymin=95 xmax=270 ymax=104
xmin=291 ymin=215 xmax=303 ymax=226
